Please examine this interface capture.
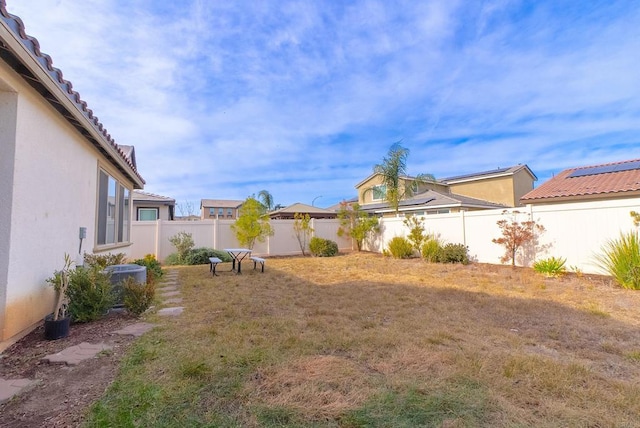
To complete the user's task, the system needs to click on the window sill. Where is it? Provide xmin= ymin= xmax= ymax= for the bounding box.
xmin=93 ymin=242 xmax=133 ymax=253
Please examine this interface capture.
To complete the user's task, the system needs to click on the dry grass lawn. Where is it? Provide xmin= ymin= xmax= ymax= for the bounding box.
xmin=87 ymin=252 xmax=640 ymax=427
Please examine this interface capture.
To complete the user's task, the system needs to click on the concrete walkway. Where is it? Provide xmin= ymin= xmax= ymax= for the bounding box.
xmin=0 ymin=269 xmax=181 ymax=404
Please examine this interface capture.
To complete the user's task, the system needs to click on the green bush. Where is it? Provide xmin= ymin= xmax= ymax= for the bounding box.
xmin=596 ymin=231 xmax=640 ymax=290
xmin=67 ymin=266 xmax=114 ymax=322
xmin=386 ymin=237 xmax=414 ymax=259
xmin=133 ymin=254 xmax=163 ymax=283
xmin=84 ymin=253 xmax=127 ymax=269
xmin=309 ymin=237 xmax=339 ymax=257
xmin=533 ymin=256 xmax=567 ymax=277
xmin=439 ymin=243 xmax=469 ymax=264
xmin=421 ymin=238 xmax=443 ymax=262
xmin=168 ymin=231 xmax=195 ymax=264
xmin=123 ymin=276 xmax=156 ymax=316
xmin=163 ymin=253 xmax=181 ymax=266
xmin=184 ymin=248 xmax=232 ymax=265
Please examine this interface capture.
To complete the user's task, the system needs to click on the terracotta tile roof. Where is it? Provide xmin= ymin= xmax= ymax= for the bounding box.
xmin=521 ymin=158 xmax=640 ymax=202
xmin=0 ymin=2 xmax=144 ymax=186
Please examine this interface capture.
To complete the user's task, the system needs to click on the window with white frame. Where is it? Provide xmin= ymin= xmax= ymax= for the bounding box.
xmin=218 ymin=207 xmax=224 ymax=217
xmin=209 ymin=207 xmax=215 ymax=216
xmin=227 ymin=208 xmax=233 ymax=218
xmin=97 ymin=169 xmax=131 ymax=246
xmin=372 ymin=184 xmax=386 ymax=201
xmin=137 ymin=208 xmax=159 ymax=221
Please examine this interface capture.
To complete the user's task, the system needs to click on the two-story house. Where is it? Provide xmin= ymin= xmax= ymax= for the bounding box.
xmin=355 ymin=165 xmax=536 ymax=217
xmin=200 ymin=199 xmax=244 ymax=220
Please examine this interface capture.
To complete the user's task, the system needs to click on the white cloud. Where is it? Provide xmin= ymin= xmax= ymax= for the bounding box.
xmin=6 ymin=0 xmax=640 ymax=208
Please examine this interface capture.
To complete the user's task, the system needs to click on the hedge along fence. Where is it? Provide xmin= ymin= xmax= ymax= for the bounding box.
xmin=130 ymin=197 xmax=639 ymax=274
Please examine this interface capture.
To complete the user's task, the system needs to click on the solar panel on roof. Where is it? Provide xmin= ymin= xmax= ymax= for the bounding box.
xmin=567 ymin=160 xmax=640 ymax=178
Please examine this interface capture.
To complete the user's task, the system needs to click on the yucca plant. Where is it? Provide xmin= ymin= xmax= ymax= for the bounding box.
xmin=533 ymin=256 xmax=567 ymax=277
xmin=595 ymin=231 xmax=640 ymax=290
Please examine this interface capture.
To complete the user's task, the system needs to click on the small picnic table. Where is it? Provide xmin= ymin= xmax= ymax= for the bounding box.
xmin=224 ymin=248 xmax=252 ymax=274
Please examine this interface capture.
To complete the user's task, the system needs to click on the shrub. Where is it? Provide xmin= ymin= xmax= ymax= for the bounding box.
xmin=403 ymin=215 xmax=427 ymax=252
xmin=163 ymin=253 xmax=181 ymax=266
xmin=133 ymin=254 xmax=163 ymax=283
xmin=533 ymin=256 xmax=567 ymax=277
xmin=184 ymin=248 xmax=232 ymax=265
xmin=386 ymin=237 xmax=414 ymax=259
xmin=168 ymin=231 xmax=195 ymax=264
xmin=67 ymin=266 xmax=114 ymax=322
xmin=123 ymin=276 xmax=155 ymax=316
xmin=421 ymin=238 xmax=443 ymax=262
xmin=439 ymin=243 xmax=469 ymax=264
xmin=84 ymin=253 xmax=126 ymax=269
xmin=595 ymin=231 xmax=640 ymax=290
xmin=492 ymin=210 xmax=545 ymax=266
xmin=309 ymin=237 xmax=339 ymax=257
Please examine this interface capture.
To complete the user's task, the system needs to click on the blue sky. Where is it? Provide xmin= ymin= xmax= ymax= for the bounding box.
xmin=7 ymin=1 xmax=640 ymax=210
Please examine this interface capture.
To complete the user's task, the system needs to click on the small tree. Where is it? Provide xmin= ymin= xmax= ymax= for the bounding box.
xmin=293 ymin=212 xmax=314 ymax=256
xmin=492 ymin=210 xmax=545 ymax=266
xmin=337 ymin=201 xmax=379 ymax=251
xmin=231 ymin=197 xmax=274 ymax=249
xmin=403 ymin=214 xmax=426 ymax=254
xmin=169 ymin=231 xmax=195 ymax=264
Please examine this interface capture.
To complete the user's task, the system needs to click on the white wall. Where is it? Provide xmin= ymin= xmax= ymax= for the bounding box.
xmin=130 ymin=218 xmax=352 ymax=261
xmin=131 ymin=198 xmax=640 ymax=275
xmin=371 ymin=200 xmax=640 ymax=274
xmin=0 ymin=61 xmax=133 ymax=342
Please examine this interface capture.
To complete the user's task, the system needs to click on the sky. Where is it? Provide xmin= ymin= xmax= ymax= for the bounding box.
xmin=6 ymin=1 xmax=640 ymax=211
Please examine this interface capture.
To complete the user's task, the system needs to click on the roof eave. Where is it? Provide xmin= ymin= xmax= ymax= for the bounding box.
xmin=522 ymin=190 xmax=640 ymax=204
xmin=0 ymin=9 xmax=145 ymax=188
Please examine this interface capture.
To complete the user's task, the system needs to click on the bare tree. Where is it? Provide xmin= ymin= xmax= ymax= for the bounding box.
xmin=176 ymin=201 xmax=195 ymax=218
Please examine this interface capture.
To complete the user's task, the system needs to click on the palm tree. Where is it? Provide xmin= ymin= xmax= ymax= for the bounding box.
xmin=372 ymin=142 xmax=435 ymax=216
xmin=257 ymin=189 xmax=274 ymax=212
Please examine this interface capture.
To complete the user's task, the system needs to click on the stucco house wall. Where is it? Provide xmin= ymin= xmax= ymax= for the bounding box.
xmin=0 ymin=7 xmax=144 ymax=347
xmin=447 ymin=168 xmax=535 ymax=207
xmin=132 ymin=191 xmax=175 ymax=221
xmin=448 ymin=176 xmax=515 ymax=207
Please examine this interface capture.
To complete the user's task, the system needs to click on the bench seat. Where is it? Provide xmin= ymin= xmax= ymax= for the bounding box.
xmin=209 ymin=257 xmax=222 ymax=276
xmin=250 ymin=256 xmax=266 ymax=272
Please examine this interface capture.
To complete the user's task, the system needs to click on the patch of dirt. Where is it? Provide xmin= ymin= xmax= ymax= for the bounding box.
xmin=0 ymin=310 xmax=141 ymax=427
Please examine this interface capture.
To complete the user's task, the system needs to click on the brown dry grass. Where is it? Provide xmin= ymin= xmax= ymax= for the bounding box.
xmin=89 ymin=252 xmax=640 ymax=427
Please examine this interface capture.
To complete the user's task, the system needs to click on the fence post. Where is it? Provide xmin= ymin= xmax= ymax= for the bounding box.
xmin=154 ymin=219 xmax=162 ymax=260
xmin=213 ymin=217 xmax=218 ymax=249
xmin=461 ymin=210 xmax=466 ymax=246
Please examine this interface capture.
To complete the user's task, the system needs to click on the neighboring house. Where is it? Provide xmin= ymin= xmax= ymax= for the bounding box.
xmin=355 ymin=164 xmax=534 ymax=217
xmin=268 ymin=203 xmax=337 ymax=219
xmin=361 ymin=190 xmax=506 ymax=217
xmin=521 ymin=158 xmax=640 ymax=204
xmin=132 ymin=190 xmax=175 ymax=221
xmin=200 ymin=199 xmax=243 ymax=220
xmin=0 ymin=8 xmax=145 ymax=348
xmin=442 ymin=165 xmax=537 ymax=207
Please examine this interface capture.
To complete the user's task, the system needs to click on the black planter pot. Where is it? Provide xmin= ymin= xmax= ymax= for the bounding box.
xmin=44 ymin=314 xmax=70 ymax=340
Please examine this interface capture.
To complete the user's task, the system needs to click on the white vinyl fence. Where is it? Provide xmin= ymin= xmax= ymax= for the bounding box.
xmin=130 ymin=218 xmax=353 ymax=262
xmin=131 ymin=197 xmax=639 ymax=274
